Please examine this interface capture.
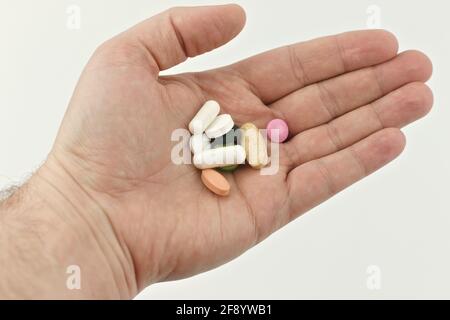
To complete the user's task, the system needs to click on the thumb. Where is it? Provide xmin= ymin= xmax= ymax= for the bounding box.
xmin=123 ymin=4 xmax=246 ymax=72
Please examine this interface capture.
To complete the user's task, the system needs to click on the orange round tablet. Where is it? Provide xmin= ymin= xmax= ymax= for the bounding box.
xmin=201 ymin=169 xmax=230 ymax=196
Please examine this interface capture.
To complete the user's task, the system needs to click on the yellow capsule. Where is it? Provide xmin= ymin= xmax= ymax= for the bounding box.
xmin=240 ymin=123 xmax=269 ymax=169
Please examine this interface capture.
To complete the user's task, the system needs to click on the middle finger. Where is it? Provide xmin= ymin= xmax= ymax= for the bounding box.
xmin=270 ymin=50 xmax=432 ymax=136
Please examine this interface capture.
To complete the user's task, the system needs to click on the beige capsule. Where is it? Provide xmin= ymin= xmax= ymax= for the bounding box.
xmin=240 ymin=123 xmax=269 ymax=169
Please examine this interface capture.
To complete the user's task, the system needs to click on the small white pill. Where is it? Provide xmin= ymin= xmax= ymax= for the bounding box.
xmin=189 ymin=134 xmax=211 ymax=154
xmin=205 ymin=114 xmax=235 ymax=139
xmin=189 ymin=100 xmax=220 ymax=134
xmin=193 ymin=145 xmax=246 ymax=169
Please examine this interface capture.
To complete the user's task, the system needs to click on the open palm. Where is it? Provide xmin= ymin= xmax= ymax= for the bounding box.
xmin=50 ymin=5 xmax=432 ymax=292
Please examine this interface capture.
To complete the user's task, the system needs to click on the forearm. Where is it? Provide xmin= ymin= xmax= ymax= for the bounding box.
xmin=0 ymin=157 xmax=137 ymax=299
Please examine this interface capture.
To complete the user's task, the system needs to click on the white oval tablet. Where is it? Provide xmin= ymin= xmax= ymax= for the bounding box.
xmin=205 ymin=114 xmax=235 ymax=139
xmin=189 ymin=134 xmax=211 ymax=154
xmin=189 ymin=100 xmax=220 ymax=134
xmin=193 ymin=145 xmax=246 ymax=169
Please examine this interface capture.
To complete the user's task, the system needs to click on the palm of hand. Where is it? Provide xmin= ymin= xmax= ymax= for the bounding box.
xmin=51 ymin=5 xmax=432 ymax=289
xmin=57 ymin=49 xmax=288 ymax=285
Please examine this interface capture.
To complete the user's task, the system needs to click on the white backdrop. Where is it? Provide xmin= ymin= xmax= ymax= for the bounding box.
xmin=0 ymin=0 xmax=449 ymax=299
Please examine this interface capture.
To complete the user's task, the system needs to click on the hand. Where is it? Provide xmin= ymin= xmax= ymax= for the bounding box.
xmin=2 ymin=4 xmax=433 ymax=298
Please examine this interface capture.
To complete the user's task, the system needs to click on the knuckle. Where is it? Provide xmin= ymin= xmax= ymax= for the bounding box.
xmin=287 ymin=45 xmax=308 ymax=87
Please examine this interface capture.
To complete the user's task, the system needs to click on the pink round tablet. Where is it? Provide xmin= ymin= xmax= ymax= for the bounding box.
xmin=266 ymin=119 xmax=289 ymax=143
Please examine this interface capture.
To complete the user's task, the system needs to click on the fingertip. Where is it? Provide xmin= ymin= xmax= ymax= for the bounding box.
xmin=338 ymin=29 xmax=399 ymax=68
xmin=357 ymin=29 xmax=398 ymax=52
xmin=413 ymin=50 xmax=433 ymax=81
xmin=198 ymin=3 xmax=246 ymax=49
xmin=381 ymin=30 xmax=399 ymax=53
xmin=356 ymin=128 xmax=407 ymax=173
xmin=370 ymin=29 xmax=399 ymax=56
xmin=400 ymin=50 xmax=433 ymax=82
xmin=221 ymin=3 xmax=247 ymax=35
xmin=158 ymin=4 xmax=247 ymax=62
xmin=422 ymin=83 xmax=434 ymax=115
xmin=227 ymin=3 xmax=247 ymax=23
xmin=378 ymin=128 xmax=407 ymax=159
xmin=404 ymin=82 xmax=434 ymax=119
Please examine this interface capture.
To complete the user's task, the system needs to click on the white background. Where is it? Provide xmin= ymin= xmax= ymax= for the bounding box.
xmin=0 ymin=0 xmax=449 ymax=299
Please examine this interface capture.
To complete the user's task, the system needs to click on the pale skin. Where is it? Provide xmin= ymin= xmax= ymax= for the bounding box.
xmin=0 ymin=4 xmax=433 ymax=299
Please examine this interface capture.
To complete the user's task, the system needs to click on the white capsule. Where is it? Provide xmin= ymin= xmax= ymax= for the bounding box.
xmin=205 ymin=114 xmax=235 ymax=139
xmin=189 ymin=100 xmax=220 ymax=134
xmin=189 ymin=134 xmax=211 ymax=154
xmin=193 ymin=145 xmax=246 ymax=169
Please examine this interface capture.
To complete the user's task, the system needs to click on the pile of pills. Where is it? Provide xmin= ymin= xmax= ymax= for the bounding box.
xmin=188 ymin=100 xmax=288 ymax=196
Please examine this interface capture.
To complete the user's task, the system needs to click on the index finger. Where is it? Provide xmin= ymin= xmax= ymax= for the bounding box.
xmin=229 ymin=30 xmax=398 ymax=104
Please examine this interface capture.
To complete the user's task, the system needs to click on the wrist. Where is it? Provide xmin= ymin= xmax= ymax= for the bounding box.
xmin=0 ymin=154 xmax=137 ymax=299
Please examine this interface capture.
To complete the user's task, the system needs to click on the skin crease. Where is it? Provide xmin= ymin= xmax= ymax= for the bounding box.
xmin=0 ymin=4 xmax=434 ymax=298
